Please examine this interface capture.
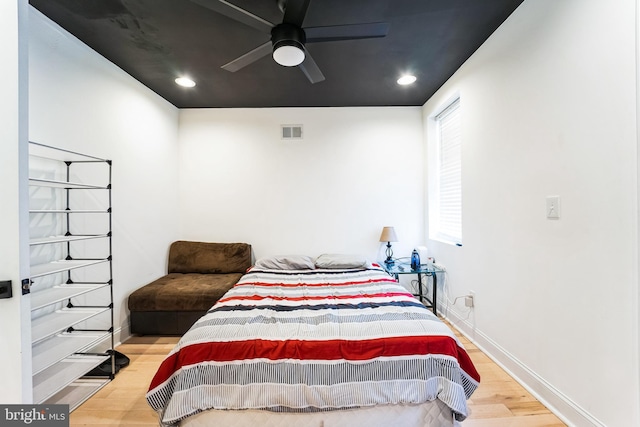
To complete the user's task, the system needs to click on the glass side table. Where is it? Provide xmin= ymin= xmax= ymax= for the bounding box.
xmin=382 ymin=262 xmax=444 ymax=315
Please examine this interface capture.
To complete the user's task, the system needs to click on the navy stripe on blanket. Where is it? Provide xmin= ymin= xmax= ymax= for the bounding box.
xmin=209 ymin=300 xmax=425 ymax=314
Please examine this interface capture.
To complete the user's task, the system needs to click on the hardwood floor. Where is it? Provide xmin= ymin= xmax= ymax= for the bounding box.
xmin=69 ymin=328 xmax=567 ymax=426
xmin=453 ymin=331 xmax=566 ymax=427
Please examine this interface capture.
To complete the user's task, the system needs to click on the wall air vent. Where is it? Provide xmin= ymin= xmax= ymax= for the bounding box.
xmin=281 ymin=124 xmax=303 ymax=140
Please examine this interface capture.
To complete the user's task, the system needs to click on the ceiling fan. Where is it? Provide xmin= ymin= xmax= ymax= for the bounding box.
xmin=191 ymin=0 xmax=390 ymax=83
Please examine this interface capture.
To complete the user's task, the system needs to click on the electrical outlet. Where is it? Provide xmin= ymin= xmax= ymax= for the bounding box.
xmin=465 ymin=291 xmax=475 ymax=308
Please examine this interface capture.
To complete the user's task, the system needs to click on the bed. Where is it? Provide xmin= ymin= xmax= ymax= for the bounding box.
xmin=147 ymin=255 xmax=480 ymax=427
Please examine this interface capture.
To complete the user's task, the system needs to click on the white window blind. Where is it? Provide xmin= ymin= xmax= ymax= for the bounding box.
xmin=434 ymin=98 xmax=461 ymax=244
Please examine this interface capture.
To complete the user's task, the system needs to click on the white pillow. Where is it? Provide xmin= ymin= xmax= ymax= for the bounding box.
xmin=254 ymin=255 xmax=316 ymax=270
xmin=315 ymin=253 xmax=369 ymax=269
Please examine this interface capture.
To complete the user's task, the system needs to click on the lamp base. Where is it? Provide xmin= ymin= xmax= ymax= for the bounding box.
xmin=384 ymin=242 xmax=394 ymax=266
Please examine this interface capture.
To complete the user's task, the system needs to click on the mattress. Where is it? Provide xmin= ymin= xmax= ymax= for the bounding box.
xmin=147 ymin=264 xmax=479 ymax=427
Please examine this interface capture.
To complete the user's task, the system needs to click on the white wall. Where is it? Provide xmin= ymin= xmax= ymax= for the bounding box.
xmin=0 ymin=0 xmax=31 ymax=403
xmin=178 ymin=107 xmax=424 ymax=262
xmin=28 ymin=8 xmax=181 ymax=342
xmin=19 ymin=2 xmax=639 ymax=424
xmin=424 ymin=0 xmax=639 ymax=425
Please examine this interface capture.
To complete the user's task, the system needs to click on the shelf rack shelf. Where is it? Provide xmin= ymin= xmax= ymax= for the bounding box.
xmin=32 ymin=355 xmax=110 ymax=404
xmin=44 ymin=378 xmax=111 ymax=412
xmin=31 ymin=307 xmax=110 ymax=344
xmin=29 ymin=178 xmax=108 ymax=190
xmin=30 ymin=259 xmax=109 ymax=279
xmin=30 ymin=234 xmax=109 ymax=246
xmin=31 ymin=282 xmax=110 ymax=311
xmin=28 ymin=141 xmax=114 ymax=408
xmin=32 ymin=331 xmax=111 ymax=375
xmin=30 ymin=209 xmax=109 ymax=214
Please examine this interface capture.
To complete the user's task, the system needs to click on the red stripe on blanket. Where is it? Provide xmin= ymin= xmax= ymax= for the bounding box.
xmin=234 ymin=278 xmax=397 ymax=288
xmin=217 ymin=292 xmax=414 ymax=304
xmin=148 ymin=336 xmax=481 ymax=390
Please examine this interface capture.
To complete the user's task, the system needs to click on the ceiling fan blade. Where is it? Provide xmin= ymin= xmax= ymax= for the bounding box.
xmin=282 ymin=0 xmax=311 ymax=26
xmin=305 ymin=22 xmax=389 ymax=43
xmin=298 ymin=48 xmax=325 ymax=84
xmin=191 ymin=0 xmax=274 ymax=33
xmin=222 ymin=41 xmax=272 ymax=72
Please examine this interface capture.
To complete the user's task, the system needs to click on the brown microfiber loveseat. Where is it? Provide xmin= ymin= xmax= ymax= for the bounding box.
xmin=128 ymin=241 xmax=251 ymax=335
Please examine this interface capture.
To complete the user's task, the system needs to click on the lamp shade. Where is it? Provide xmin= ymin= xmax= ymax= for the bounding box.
xmin=379 ymin=226 xmax=398 ymax=242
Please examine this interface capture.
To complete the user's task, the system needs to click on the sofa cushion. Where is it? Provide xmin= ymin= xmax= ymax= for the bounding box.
xmin=128 ymin=273 xmax=243 ymax=312
xmin=168 ymin=241 xmax=251 ymax=274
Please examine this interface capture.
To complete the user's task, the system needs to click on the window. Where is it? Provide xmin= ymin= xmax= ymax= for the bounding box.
xmin=429 ymin=98 xmax=461 ymax=244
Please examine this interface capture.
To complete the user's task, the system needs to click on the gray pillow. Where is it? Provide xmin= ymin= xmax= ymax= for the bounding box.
xmin=315 ymin=253 xmax=369 ymax=269
xmin=254 ymin=255 xmax=316 ymax=270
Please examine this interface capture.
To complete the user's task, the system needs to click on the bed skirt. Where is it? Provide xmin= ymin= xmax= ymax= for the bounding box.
xmin=180 ymin=401 xmax=459 ymax=427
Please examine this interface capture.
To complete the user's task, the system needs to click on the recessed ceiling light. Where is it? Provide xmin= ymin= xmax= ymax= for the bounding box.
xmin=397 ymin=75 xmax=417 ymax=85
xmin=175 ymin=77 xmax=196 ymax=88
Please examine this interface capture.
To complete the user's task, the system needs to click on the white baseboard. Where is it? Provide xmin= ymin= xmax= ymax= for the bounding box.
xmin=115 ymin=322 xmax=131 ymax=348
xmin=444 ymin=311 xmax=605 ymax=427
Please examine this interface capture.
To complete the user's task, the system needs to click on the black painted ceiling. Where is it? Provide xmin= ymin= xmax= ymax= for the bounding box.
xmin=29 ymin=0 xmax=524 ymax=108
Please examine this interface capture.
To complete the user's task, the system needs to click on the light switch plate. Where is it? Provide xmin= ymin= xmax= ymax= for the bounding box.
xmin=546 ymin=196 xmax=560 ymax=219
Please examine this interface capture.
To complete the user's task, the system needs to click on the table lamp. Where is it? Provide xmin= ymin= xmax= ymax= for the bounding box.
xmin=379 ymin=226 xmax=398 ymax=265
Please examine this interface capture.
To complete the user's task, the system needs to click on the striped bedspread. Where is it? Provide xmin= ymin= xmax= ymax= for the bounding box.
xmin=147 ymin=265 xmax=480 ymax=426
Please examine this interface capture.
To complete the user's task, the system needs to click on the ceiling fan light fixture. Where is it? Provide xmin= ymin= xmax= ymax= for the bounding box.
xmin=271 ymin=23 xmax=306 ymax=67
xmin=273 ymin=44 xmax=305 ymax=67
